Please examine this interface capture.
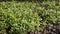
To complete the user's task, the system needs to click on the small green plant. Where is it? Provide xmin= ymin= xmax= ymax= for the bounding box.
xmin=0 ymin=1 xmax=60 ymax=34
xmin=32 ymin=1 xmax=60 ymax=31
xmin=0 ymin=2 xmax=40 ymax=34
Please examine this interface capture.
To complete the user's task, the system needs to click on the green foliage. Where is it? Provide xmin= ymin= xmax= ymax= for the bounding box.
xmin=0 ymin=1 xmax=60 ymax=34
xmin=0 ymin=2 xmax=40 ymax=34
xmin=35 ymin=1 xmax=60 ymax=30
